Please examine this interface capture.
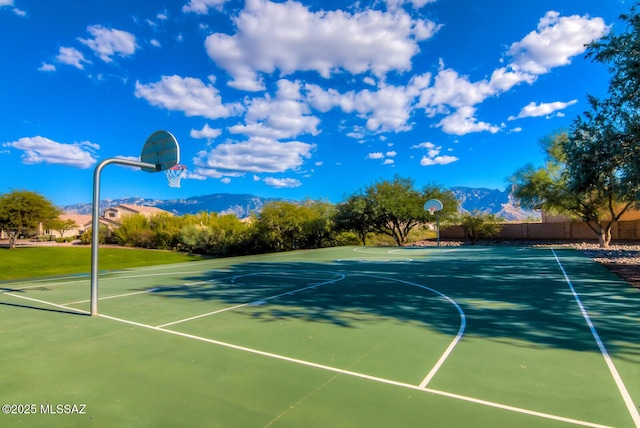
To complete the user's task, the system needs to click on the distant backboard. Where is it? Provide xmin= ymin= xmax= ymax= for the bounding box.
xmin=424 ymin=199 xmax=443 ymax=213
xmin=140 ymin=130 xmax=179 ymax=173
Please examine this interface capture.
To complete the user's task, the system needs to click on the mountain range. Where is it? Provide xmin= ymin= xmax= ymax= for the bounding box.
xmin=62 ymin=187 xmax=539 ymax=221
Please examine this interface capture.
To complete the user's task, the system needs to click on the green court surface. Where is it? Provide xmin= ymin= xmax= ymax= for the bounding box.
xmin=1 ymin=246 xmax=639 ymax=427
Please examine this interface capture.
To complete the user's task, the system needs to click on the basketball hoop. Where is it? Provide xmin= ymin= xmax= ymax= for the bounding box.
xmin=424 ymin=199 xmax=444 ymax=247
xmin=165 ymin=164 xmax=187 ymax=188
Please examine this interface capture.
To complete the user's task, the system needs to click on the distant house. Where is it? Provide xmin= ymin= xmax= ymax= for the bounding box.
xmin=46 ymin=214 xmax=93 ymax=238
xmin=100 ymin=204 xmax=173 ymax=230
xmin=44 ymin=204 xmax=173 ymax=238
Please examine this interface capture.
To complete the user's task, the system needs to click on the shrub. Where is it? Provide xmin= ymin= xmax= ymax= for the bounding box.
xmin=458 ymin=211 xmax=503 ymax=245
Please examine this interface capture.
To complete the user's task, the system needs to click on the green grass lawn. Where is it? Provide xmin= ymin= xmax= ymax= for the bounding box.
xmin=0 ymin=246 xmax=202 ymax=280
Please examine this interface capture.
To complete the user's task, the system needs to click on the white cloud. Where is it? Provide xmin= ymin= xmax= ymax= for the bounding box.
xmin=411 ymin=142 xmax=435 ymax=149
xmin=420 ymin=155 xmax=458 ymax=166
xmin=230 ymin=79 xmax=320 ymax=139
xmin=367 ymin=150 xmax=396 ymax=165
xmin=193 ymin=136 xmax=315 ymax=177
xmin=346 ymin=84 xmax=418 ymax=132
xmin=150 ymin=39 xmax=161 ymax=48
xmin=220 ymin=177 xmax=231 ymax=184
xmin=38 ymin=63 xmax=56 ymax=72
xmin=305 ymin=74 xmax=429 ymax=134
xmin=419 ymin=68 xmax=493 ymax=113
xmin=190 ymin=124 xmax=222 ymax=140
xmin=508 ymin=99 xmax=578 ymax=120
xmin=413 ymin=141 xmax=458 ymax=166
xmin=183 ymin=0 xmax=229 ymax=14
xmin=134 ymin=75 xmax=243 ymax=119
xmin=414 ymin=65 xmax=520 ymax=136
xmin=78 ymin=25 xmax=138 ymax=63
xmin=410 ymin=11 xmax=607 ymax=136
xmin=264 ymin=177 xmax=302 ymax=188
xmin=56 ymin=47 xmax=90 ymax=70
xmin=507 ymin=11 xmax=609 ymax=75
xmin=205 ymin=0 xmax=440 ymax=91
xmin=0 ymin=0 xmax=25 ymax=16
xmin=437 ymin=106 xmax=502 ymax=135
xmin=3 ymin=136 xmax=98 ymax=168
xmin=384 ymin=0 xmax=436 ymax=10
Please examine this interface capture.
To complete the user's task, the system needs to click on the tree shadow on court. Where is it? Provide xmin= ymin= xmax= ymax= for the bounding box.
xmin=147 ymin=248 xmax=640 ymax=360
xmin=0 ymin=301 xmax=89 ymax=316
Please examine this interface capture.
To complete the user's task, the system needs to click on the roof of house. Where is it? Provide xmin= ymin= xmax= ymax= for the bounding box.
xmin=60 ymin=214 xmax=93 ymax=226
xmin=105 ymin=204 xmax=173 ymax=216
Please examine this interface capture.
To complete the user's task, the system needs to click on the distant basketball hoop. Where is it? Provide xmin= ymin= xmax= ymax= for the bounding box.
xmin=165 ymin=164 xmax=187 ymax=188
xmin=424 ymin=199 xmax=444 ymax=246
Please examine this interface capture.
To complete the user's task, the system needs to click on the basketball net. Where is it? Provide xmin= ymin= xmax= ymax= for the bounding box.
xmin=165 ymin=164 xmax=187 ymax=188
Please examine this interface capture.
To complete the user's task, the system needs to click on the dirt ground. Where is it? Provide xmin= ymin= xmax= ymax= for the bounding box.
xmin=600 ymin=263 xmax=640 ymax=289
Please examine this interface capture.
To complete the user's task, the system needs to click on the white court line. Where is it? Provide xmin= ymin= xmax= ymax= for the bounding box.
xmin=64 ymin=289 xmax=158 ymax=306
xmin=101 ymin=312 xmax=611 ymax=428
xmin=101 ymin=270 xmax=206 ymax=281
xmin=336 ymin=257 xmax=414 ymax=262
xmin=552 ymin=249 xmax=640 ymax=427
xmin=353 ymin=274 xmax=466 ymax=389
xmin=0 ymin=277 xmax=88 ymax=290
xmin=4 ymin=292 xmax=89 ymax=315
xmin=2 ymin=288 xmax=612 ymax=428
xmin=157 ymin=272 xmax=346 ymax=328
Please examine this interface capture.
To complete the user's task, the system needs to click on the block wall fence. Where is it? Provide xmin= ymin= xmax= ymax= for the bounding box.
xmin=440 ymin=220 xmax=640 ymax=241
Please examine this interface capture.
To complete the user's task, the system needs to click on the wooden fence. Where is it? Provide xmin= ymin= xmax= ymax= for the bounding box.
xmin=440 ymin=219 xmax=640 ymax=241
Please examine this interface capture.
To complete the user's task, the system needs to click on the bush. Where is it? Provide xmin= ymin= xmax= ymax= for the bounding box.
xmin=458 ymin=211 xmax=503 ymax=245
xmin=80 ymin=226 xmax=109 ymax=245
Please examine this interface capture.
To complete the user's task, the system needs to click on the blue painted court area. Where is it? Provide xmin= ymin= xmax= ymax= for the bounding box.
xmin=0 ymin=246 xmax=639 ymax=427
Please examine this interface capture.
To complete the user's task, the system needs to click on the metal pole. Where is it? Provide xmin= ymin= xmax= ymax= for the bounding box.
xmin=436 ymin=211 xmax=440 ymax=247
xmin=90 ymin=158 xmax=158 ymax=316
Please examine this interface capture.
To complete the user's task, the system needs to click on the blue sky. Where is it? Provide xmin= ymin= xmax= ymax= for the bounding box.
xmin=0 ymin=0 xmax=629 ymax=206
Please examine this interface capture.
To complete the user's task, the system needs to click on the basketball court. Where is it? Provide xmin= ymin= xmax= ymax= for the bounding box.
xmin=1 ymin=246 xmax=638 ymax=427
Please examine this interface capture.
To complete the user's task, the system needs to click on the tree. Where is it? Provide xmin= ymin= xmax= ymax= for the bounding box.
xmin=565 ymin=101 xmax=638 ymax=247
xmin=299 ymin=200 xmax=336 ymax=249
xmin=148 ymin=213 xmax=184 ymax=250
xmin=511 ymin=130 xmax=632 ymax=247
xmin=252 ymin=201 xmax=337 ymax=252
xmin=113 ymin=214 xmax=155 ymax=248
xmin=518 ymin=3 xmax=640 ymax=247
xmin=45 ymin=217 xmax=78 ymax=239
xmin=0 ymin=190 xmax=60 ymax=249
xmin=359 ymin=176 xmax=457 ymax=246
xmin=254 ymin=201 xmax=304 ymax=251
xmin=568 ymin=3 xmax=640 ymax=245
xmin=458 ymin=211 xmax=503 ymax=245
xmin=334 ymin=194 xmax=376 ymax=245
xmin=587 ymin=3 xmax=640 ymax=113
